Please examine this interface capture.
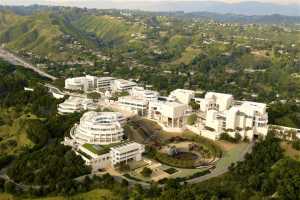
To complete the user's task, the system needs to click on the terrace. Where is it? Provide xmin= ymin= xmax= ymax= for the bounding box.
xmin=82 ymin=142 xmax=124 ymax=155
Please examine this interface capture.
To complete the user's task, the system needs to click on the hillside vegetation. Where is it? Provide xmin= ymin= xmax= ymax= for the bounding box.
xmin=73 ymin=15 xmax=144 ymax=46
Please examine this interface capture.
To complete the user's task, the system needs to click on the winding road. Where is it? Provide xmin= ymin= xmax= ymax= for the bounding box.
xmin=0 ymin=47 xmax=57 ymax=81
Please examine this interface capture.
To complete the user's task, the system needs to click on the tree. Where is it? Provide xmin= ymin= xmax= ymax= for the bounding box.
xmin=187 ymin=114 xmax=197 ymax=125
xmin=141 ymin=167 xmax=152 ymax=177
xmin=26 ymin=119 xmax=49 ymax=147
xmin=189 ymin=100 xmax=200 ymax=111
xmin=292 ymin=139 xmax=300 ymax=150
xmin=87 ymin=92 xmax=101 ymax=100
xmin=235 ymin=132 xmax=242 ymax=142
xmin=4 ymin=181 xmax=16 ymax=194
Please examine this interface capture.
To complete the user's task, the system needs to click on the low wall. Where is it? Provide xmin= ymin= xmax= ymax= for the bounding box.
xmin=186 ymin=125 xmax=219 ymax=141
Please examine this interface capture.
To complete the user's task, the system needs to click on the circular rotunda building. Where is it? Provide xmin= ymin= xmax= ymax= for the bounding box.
xmin=70 ymin=111 xmax=126 ymax=145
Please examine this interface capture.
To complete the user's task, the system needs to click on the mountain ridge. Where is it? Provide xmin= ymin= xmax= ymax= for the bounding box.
xmin=2 ymin=1 xmax=298 ymax=16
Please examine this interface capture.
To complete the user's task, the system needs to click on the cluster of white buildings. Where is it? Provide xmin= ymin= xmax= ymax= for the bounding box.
xmin=64 ymin=75 xmax=269 ymax=140
xmin=64 ymin=75 xmax=137 ymax=92
xmin=194 ymin=92 xmax=268 ymax=140
xmin=61 ymin=75 xmax=271 ymax=172
xmin=115 ymin=86 xmax=268 ymax=140
xmin=64 ymin=111 xmax=145 ymax=170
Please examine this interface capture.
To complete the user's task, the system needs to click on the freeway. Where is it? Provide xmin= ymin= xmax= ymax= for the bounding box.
xmin=0 ymin=47 xmax=57 ymax=81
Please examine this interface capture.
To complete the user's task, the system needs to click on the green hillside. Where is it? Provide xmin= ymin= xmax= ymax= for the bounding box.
xmin=0 ymin=11 xmax=22 ymax=30
xmin=0 ymin=12 xmax=97 ymax=61
xmin=73 ymin=15 xmax=144 ymax=46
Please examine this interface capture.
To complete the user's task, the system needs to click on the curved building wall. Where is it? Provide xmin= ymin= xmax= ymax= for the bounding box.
xmin=71 ymin=111 xmax=125 ymax=145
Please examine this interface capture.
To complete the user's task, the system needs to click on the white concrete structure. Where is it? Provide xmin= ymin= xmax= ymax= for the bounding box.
xmin=65 ymin=75 xmax=98 ymax=91
xmin=195 ymin=92 xmax=234 ymax=112
xmin=148 ymin=101 xmax=192 ymax=131
xmin=64 ymin=111 xmax=144 ymax=170
xmin=203 ymin=99 xmax=268 ymax=140
xmin=70 ymin=141 xmax=145 ymax=170
xmin=77 ymin=145 xmax=111 ymax=169
xmin=111 ymin=79 xmax=137 ymax=92
xmin=168 ymin=89 xmax=195 ymax=104
xmin=70 ymin=111 xmax=126 ymax=145
xmin=58 ymin=97 xmax=97 ymax=114
xmin=96 ymin=77 xmax=116 ymax=91
xmin=110 ymin=142 xmax=145 ymax=165
xmin=118 ymin=96 xmax=149 ymax=116
xmin=129 ymin=86 xmax=159 ymax=101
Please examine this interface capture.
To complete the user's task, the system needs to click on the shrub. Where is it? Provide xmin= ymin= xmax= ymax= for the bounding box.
xmin=187 ymin=114 xmax=197 ymax=125
xmin=141 ymin=167 xmax=153 ymax=177
xmin=220 ymin=132 xmax=241 ymax=143
xmin=292 ymin=140 xmax=300 ymax=150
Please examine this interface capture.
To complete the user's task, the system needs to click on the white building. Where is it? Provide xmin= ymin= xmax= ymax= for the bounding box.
xmin=64 ymin=111 xmax=144 ymax=170
xmin=111 ymin=79 xmax=137 ymax=92
xmin=129 ymin=86 xmax=159 ymax=101
xmin=70 ymin=141 xmax=144 ymax=170
xmin=110 ymin=142 xmax=145 ymax=165
xmin=148 ymin=101 xmax=192 ymax=131
xmin=58 ymin=97 xmax=97 ymax=115
xmin=168 ymin=89 xmax=195 ymax=104
xmin=70 ymin=111 xmax=126 ymax=145
xmin=118 ymin=96 xmax=149 ymax=116
xmin=65 ymin=75 xmax=98 ymax=91
xmin=195 ymin=92 xmax=234 ymax=112
xmin=96 ymin=77 xmax=116 ymax=91
xmin=200 ymin=94 xmax=268 ymax=140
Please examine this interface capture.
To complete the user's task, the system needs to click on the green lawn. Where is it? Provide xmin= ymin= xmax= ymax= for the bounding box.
xmin=82 ymin=142 xmax=124 ymax=155
xmin=214 ymin=143 xmax=249 ymax=174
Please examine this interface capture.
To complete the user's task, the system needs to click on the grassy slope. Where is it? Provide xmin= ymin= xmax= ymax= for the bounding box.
xmin=281 ymin=142 xmax=300 ymax=161
xmin=0 ymin=109 xmax=39 ymax=155
xmin=0 ymin=11 xmax=21 ymax=30
xmin=0 ymin=12 xmax=62 ymax=54
xmin=0 ymin=11 xmax=96 ymax=61
xmin=73 ymin=15 xmax=144 ymax=45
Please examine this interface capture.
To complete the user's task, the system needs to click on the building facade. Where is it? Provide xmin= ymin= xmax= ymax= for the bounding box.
xmin=111 ymin=79 xmax=137 ymax=92
xmin=148 ymin=101 xmax=192 ymax=131
xmin=65 ymin=75 xmax=98 ymax=91
xmin=129 ymin=86 xmax=159 ymax=101
xmin=70 ymin=111 xmax=126 ymax=145
xmin=58 ymin=97 xmax=97 ymax=115
xmin=168 ymin=89 xmax=195 ymax=104
xmin=118 ymin=96 xmax=149 ymax=116
xmin=195 ymin=92 xmax=268 ymax=140
xmin=110 ymin=142 xmax=145 ymax=165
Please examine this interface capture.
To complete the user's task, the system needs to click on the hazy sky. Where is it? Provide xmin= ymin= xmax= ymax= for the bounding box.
xmin=1 ymin=0 xmax=299 ymax=5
